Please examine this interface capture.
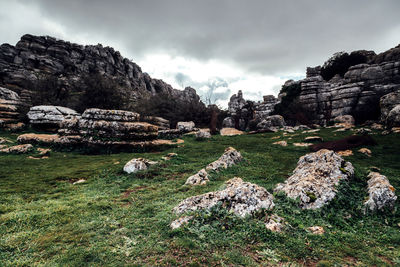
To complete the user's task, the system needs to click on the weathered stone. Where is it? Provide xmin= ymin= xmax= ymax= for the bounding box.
xmin=307 ymin=226 xmax=325 ymax=235
xmin=81 ymin=108 xmax=139 ymax=122
xmin=387 ymin=104 xmax=400 ymax=128
xmin=141 ymin=116 xmax=170 ymax=130
xmin=27 ymin=105 xmax=79 ymax=131
xmin=0 ymin=144 xmax=33 ymax=154
xmin=123 ymin=158 xmax=158 ymax=174
xmin=273 ymin=141 xmax=287 ymax=147
xmin=195 ymin=130 xmax=211 ymax=139
xmin=304 ymin=136 xmax=323 ymax=142
xmin=256 ymin=115 xmax=285 ymax=131
xmin=333 ymin=115 xmax=355 ymax=126
xmin=337 ymin=150 xmax=353 ymax=157
xmin=380 ymin=90 xmax=400 ymax=122
xmin=174 ymin=177 xmax=275 ymax=217
xmin=265 ymin=214 xmax=287 ymax=233
xmin=185 ymin=147 xmax=243 ymax=185
xmin=185 ymin=169 xmax=210 ymax=185
xmin=364 ymin=172 xmax=397 ymax=211
xmin=176 ymin=121 xmax=195 ymax=132
xmin=358 ymin=148 xmax=372 ymax=157
xmin=162 ymin=152 xmax=178 ymax=161
xmin=220 ymin=128 xmax=244 ymax=136
xmin=293 ymin=143 xmax=312 ymax=147
xmin=274 ymin=149 xmax=354 ymax=209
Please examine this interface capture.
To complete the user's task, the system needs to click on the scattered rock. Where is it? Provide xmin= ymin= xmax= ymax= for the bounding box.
xmin=293 ymin=143 xmax=312 ymax=147
xmin=333 ymin=115 xmax=355 ymax=127
xmin=333 ymin=128 xmax=348 ymax=132
xmin=176 ymin=121 xmax=195 ymax=132
xmin=380 ymin=90 xmax=400 ymax=123
xmin=37 ymin=148 xmax=51 ymax=156
xmin=307 ymin=226 xmax=325 ymax=235
xmin=185 ymin=147 xmax=243 ymax=185
xmin=170 ymin=216 xmax=193 ymax=229
xmin=387 ymin=105 xmax=400 ymax=128
xmin=73 ymin=179 xmax=87 ymax=185
xmin=220 ymin=128 xmax=244 ymax=136
xmin=174 ymin=177 xmax=275 ymax=217
xmin=302 ymin=129 xmax=320 ymax=134
xmin=274 ymin=149 xmax=354 ymax=209
xmin=123 ymin=158 xmax=158 ymax=174
xmin=195 ymin=130 xmax=211 ymax=139
xmin=358 ymin=148 xmax=372 ymax=157
xmin=273 ymin=141 xmax=287 ymax=147
xmin=364 ymin=172 xmax=397 ymax=212
xmin=355 ymin=128 xmax=372 ymax=134
xmin=304 ymin=136 xmax=323 ymax=142
xmin=0 ymin=137 xmax=11 ymax=144
xmin=370 ymin=123 xmax=384 ymax=130
xmin=337 ymin=150 xmax=353 ymax=157
xmin=0 ymin=144 xmax=33 ymax=154
xmin=265 ymin=214 xmax=287 ymax=233
xmin=392 ymin=127 xmax=400 ymax=133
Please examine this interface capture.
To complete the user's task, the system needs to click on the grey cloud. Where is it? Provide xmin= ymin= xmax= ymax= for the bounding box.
xmin=4 ymin=0 xmax=398 ymax=76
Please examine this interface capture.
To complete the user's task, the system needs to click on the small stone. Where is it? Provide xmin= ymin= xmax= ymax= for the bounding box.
xmin=123 ymin=158 xmax=158 ymax=174
xmin=302 ymin=129 xmax=320 ymax=134
xmin=293 ymin=143 xmax=312 ymax=147
xmin=273 ymin=141 xmax=287 ymax=147
xmin=307 ymin=226 xmax=325 ymax=235
xmin=170 ymin=216 xmax=193 ymax=229
xmin=265 ymin=214 xmax=286 ymax=233
xmin=370 ymin=123 xmax=383 ymax=130
xmin=185 ymin=169 xmax=210 ymax=185
xmin=358 ymin=148 xmax=372 ymax=157
xmin=337 ymin=150 xmax=353 ymax=157
xmin=73 ymin=179 xmax=86 ymax=185
xmin=37 ymin=148 xmax=51 ymax=156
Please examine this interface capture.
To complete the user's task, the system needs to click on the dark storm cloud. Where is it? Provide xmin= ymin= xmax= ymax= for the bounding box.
xmin=6 ymin=0 xmax=399 ymax=76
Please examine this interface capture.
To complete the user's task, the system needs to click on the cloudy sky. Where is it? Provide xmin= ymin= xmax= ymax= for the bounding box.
xmin=1 ymin=0 xmax=399 ymax=107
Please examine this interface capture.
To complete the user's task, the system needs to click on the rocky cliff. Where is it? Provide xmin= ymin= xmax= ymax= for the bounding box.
xmin=285 ymin=45 xmax=400 ymax=125
xmin=0 ymin=34 xmax=201 ymax=107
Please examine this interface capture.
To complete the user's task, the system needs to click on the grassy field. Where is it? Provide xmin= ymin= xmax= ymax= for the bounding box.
xmin=0 ymin=128 xmax=399 ymax=266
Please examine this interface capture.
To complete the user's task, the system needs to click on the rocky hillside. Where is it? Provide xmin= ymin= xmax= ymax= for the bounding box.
xmin=0 ymin=34 xmax=201 ymax=106
xmin=279 ymin=45 xmax=400 ymax=125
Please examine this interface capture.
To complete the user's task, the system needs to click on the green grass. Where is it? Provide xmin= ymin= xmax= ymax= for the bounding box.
xmin=0 ymin=128 xmax=399 ymax=266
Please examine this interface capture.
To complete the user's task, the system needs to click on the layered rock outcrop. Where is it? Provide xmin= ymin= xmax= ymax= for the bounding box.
xmin=0 ymin=87 xmax=23 ymax=128
xmin=27 ymin=105 xmax=79 ymax=131
xmin=0 ymin=34 xmax=202 ymax=109
xmin=223 ymin=90 xmax=278 ymax=130
xmin=286 ymin=45 xmax=400 ymax=125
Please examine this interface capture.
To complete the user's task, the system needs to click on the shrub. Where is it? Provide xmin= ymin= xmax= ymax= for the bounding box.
xmin=320 ymin=51 xmax=369 ymax=81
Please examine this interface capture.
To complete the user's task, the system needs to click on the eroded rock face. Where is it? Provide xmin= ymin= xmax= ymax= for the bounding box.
xmin=175 ymin=177 xmax=275 ymax=217
xmin=123 ymin=158 xmax=157 ymax=174
xmin=387 ymin=105 xmax=400 ymax=128
xmin=27 ymin=105 xmax=79 ymax=131
xmin=223 ymin=90 xmax=278 ymax=130
xmin=380 ymin=90 xmax=400 ymax=123
xmin=0 ymin=87 xmax=23 ymax=127
xmin=364 ymin=172 xmax=397 ymax=211
xmin=284 ymin=44 xmax=400 ymax=125
xmin=185 ymin=147 xmax=243 ymax=185
xmin=0 ymin=34 xmax=202 ymax=108
xmin=195 ymin=130 xmax=211 ymax=139
xmin=274 ymin=149 xmax=354 ymax=209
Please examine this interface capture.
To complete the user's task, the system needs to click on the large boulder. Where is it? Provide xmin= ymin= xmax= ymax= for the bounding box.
xmin=386 ymin=105 xmax=400 ymax=128
xmin=380 ymin=90 xmax=400 ymax=123
xmin=274 ymin=149 xmax=354 ymax=209
xmin=176 ymin=121 xmax=195 ymax=132
xmin=175 ymin=177 xmax=275 ymax=217
xmin=364 ymin=172 xmax=397 ymax=212
xmin=27 ymin=105 xmax=79 ymax=131
xmin=256 ymin=115 xmax=285 ymax=131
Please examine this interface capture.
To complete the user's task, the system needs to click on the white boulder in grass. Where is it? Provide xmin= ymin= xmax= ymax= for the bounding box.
xmin=123 ymin=158 xmax=158 ymax=174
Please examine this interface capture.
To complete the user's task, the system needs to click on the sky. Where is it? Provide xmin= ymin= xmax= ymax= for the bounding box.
xmin=0 ymin=0 xmax=399 ymax=107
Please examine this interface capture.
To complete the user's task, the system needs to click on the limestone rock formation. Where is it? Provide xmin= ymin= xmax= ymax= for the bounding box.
xmin=274 ymin=149 xmax=354 ymax=209
xmin=0 ymin=87 xmax=23 ymax=128
xmin=364 ymin=172 xmax=397 ymax=211
xmin=27 ymin=105 xmax=79 ymax=131
xmin=185 ymin=147 xmax=243 ymax=185
xmin=123 ymin=158 xmax=158 ymax=174
xmin=223 ymin=90 xmax=278 ymax=131
xmin=380 ymin=90 xmax=400 ymax=125
xmin=0 ymin=34 xmax=202 ymax=108
xmin=277 ymin=44 xmax=400 ymax=125
xmin=256 ymin=115 xmax=285 ymax=131
xmin=0 ymin=144 xmax=33 ymax=154
xmin=195 ymin=129 xmax=211 ymax=139
xmin=175 ymin=177 xmax=275 ymax=217
xmin=141 ymin=116 xmax=170 ymax=130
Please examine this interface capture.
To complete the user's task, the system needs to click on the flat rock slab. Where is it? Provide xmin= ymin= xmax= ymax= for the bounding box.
xmin=220 ymin=128 xmax=244 ymax=136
